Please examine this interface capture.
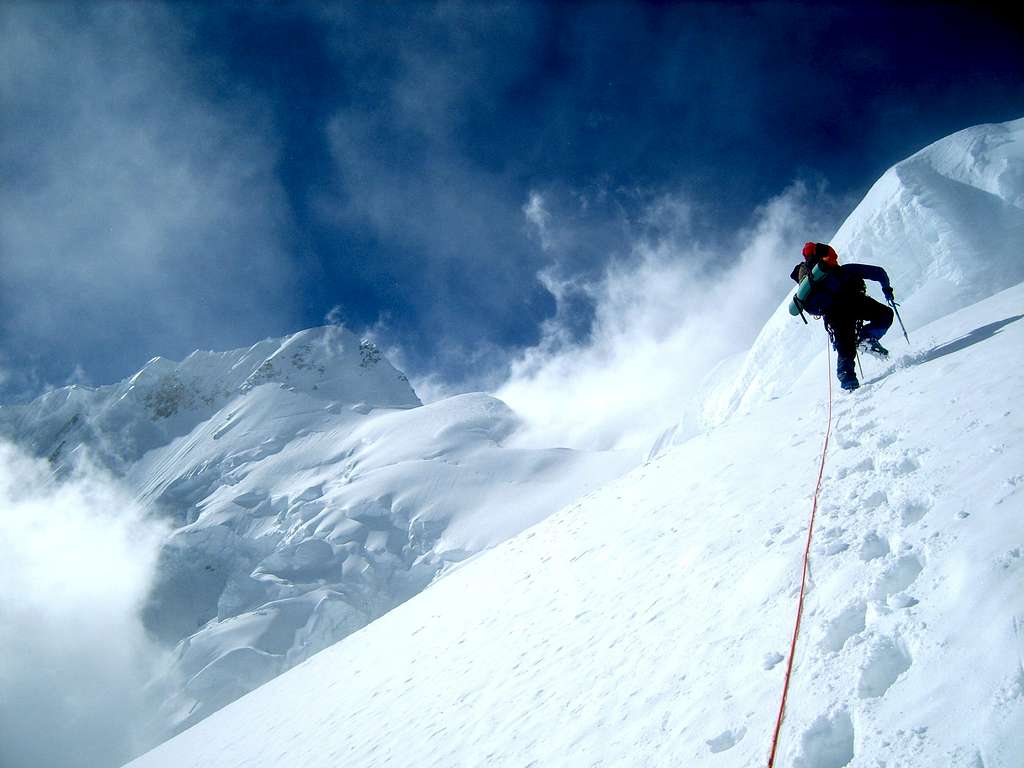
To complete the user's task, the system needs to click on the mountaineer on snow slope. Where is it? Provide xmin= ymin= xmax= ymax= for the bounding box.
xmin=789 ymin=241 xmax=896 ymax=391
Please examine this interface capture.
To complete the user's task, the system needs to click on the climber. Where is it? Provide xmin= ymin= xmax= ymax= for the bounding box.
xmin=789 ymin=242 xmax=895 ymax=391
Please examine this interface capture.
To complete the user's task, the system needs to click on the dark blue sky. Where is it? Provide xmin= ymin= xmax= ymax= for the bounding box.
xmin=1 ymin=1 xmax=1022 ymax=401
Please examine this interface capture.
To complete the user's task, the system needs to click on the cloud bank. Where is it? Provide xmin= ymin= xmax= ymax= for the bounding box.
xmin=0 ymin=442 xmax=168 ymax=768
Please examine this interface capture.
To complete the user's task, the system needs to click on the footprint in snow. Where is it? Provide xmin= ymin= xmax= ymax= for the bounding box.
xmin=763 ymin=651 xmax=785 ymax=670
xmin=875 ymin=432 xmax=898 ymax=448
xmin=822 ymin=601 xmax=867 ymax=653
xmin=792 ymin=710 xmax=855 ymax=768
xmin=846 ymin=418 xmax=878 ymax=436
xmin=859 ymin=532 xmax=890 ymax=561
xmin=896 ymin=495 xmax=933 ymax=525
xmin=881 ymin=455 xmax=921 ymax=477
xmin=992 ymin=666 xmax=1024 ymax=706
xmin=996 ymin=548 xmax=1022 ymax=569
xmin=889 ymin=593 xmax=919 ymax=609
xmin=707 ymin=727 xmax=746 ymax=753
xmin=824 ymin=540 xmax=849 ymax=556
xmin=860 ymin=489 xmax=888 ymax=509
xmin=819 ymin=527 xmax=849 ymax=556
xmin=837 ymin=457 xmax=874 ymax=479
xmin=858 ymin=635 xmax=913 ymax=698
xmin=871 ymin=554 xmax=924 ymax=601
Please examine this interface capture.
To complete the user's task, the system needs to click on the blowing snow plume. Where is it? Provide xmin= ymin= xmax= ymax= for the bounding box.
xmin=0 ymin=441 xmax=168 ymax=768
xmin=497 ymin=183 xmax=841 ymax=453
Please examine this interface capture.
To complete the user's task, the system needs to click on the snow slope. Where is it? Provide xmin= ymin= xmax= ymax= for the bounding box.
xmin=127 ymin=279 xmax=1024 ymax=768
xmin=700 ymin=117 xmax=1024 ymax=429
xmin=0 ymin=325 xmax=630 ymax=736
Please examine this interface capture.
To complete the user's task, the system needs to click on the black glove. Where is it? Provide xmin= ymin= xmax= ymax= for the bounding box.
xmin=883 ymin=285 xmax=895 ymax=302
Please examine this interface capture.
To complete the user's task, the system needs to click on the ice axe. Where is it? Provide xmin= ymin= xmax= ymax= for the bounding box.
xmin=888 ymin=296 xmax=909 ymax=344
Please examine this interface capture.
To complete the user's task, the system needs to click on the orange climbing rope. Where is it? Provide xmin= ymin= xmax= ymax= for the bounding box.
xmin=767 ymin=339 xmax=834 ymax=767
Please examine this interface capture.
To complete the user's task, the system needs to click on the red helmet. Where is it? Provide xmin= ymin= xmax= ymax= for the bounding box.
xmin=802 ymin=242 xmax=839 ymax=267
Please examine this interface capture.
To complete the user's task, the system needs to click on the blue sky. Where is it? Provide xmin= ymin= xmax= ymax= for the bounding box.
xmin=1 ymin=1 xmax=1022 ymax=403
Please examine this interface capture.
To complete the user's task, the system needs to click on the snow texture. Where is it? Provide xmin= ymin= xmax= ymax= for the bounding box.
xmin=123 ymin=117 xmax=1024 ymax=767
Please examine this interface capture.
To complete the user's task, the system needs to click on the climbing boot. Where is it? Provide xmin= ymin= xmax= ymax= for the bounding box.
xmin=859 ymin=337 xmax=889 ymax=359
xmin=838 ymin=371 xmax=860 ymax=391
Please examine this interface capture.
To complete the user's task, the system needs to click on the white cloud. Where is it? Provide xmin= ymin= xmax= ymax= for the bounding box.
xmin=65 ymin=363 xmax=91 ymax=387
xmin=524 ymin=191 xmax=554 ymax=251
xmin=324 ymin=304 xmax=346 ymax=326
xmin=0 ymin=441 xmax=169 ymax=768
xmin=496 ymin=182 xmax=838 ymax=453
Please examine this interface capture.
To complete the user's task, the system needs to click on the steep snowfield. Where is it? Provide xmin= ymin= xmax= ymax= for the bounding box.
xmin=0 ymin=325 xmax=630 ymax=735
xmin=127 ymin=281 xmax=1024 ymax=768
xmin=700 ymin=117 xmax=1024 ymax=429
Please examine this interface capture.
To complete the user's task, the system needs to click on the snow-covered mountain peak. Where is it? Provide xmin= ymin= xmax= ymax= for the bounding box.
xmin=237 ymin=326 xmax=419 ymax=408
xmin=834 ymin=117 xmax=1024 ymax=307
xmin=119 ymin=120 xmax=1024 ymax=767
xmin=0 ymin=325 xmax=419 ymax=470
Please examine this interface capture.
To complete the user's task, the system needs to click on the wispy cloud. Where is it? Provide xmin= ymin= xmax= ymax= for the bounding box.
xmin=308 ymin=3 xmax=560 ymax=377
xmin=524 ymin=192 xmax=554 ymax=251
xmin=324 ymin=304 xmax=346 ymax=326
xmin=0 ymin=3 xmax=299 ymax=401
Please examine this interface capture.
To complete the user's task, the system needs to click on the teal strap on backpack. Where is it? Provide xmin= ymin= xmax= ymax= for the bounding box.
xmin=788 ymin=263 xmax=828 ymax=316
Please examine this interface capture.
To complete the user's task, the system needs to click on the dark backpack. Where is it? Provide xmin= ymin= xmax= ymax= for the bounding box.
xmin=789 ymin=259 xmax=865 ymax=317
